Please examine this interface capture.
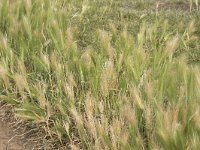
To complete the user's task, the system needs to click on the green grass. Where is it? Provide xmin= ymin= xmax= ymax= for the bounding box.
xmin=1 ymin=0 xmax=200 ymax=149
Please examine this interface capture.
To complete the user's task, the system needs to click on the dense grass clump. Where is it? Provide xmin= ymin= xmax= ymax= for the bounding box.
xmin=1 ymin=0 xmax=200 ymax=149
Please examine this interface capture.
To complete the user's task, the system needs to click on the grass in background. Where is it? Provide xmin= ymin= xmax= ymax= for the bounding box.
xmin=0 ymin=0 xmax=200 ymax=149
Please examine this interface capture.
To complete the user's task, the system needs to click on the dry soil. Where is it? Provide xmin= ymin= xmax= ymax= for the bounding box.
xmin=0 ymin=119 xmax=25 ymax=150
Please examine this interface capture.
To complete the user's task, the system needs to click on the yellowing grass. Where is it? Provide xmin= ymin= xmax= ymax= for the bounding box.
xmin=1 ymin=0 xmax=200 ymax=149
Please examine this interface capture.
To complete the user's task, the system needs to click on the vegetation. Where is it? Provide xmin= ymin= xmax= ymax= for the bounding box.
xmin=0 ymin=0 xmax=200 ymax=149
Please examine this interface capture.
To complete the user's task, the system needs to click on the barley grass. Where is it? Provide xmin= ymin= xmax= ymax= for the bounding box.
xmin=1 ymin=0 xmax=200 ymax=149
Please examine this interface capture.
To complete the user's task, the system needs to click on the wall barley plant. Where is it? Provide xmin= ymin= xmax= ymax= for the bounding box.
xmin=0 ymin=0 xmax=200 ymax=149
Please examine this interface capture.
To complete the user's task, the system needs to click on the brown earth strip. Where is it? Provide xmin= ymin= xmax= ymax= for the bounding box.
xmin=0 ymin=119 xmax=25 ymax=150
xmin=156 ymin=2 xmax=197 ymax=12
xmin=0 ymin=103 xmax=55 ymax=150
xmin=0 ymin=102 xmax=72 ymax=150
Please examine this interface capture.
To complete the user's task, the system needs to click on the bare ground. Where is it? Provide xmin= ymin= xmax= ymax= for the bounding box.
xmin=119 ymin=1 xmax=197 ymax=13
xmin=157 ymin=2 xmax=197 ymax=12
xmin=0 ymin=103 xmax=26 ymax=150
xmin=0 ymin=119 xmax=25 ymax=150
xmin=0 ymin=102 xmax=68 ymax=150
xmin=0 ymin=103 xmax=55 ymax=150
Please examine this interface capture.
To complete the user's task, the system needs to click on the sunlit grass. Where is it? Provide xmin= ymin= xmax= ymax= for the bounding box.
xmin=0 ymin=0 xmax=200 ymax=149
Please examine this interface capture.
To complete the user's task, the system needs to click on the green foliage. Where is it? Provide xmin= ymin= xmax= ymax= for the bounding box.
xmin=0 ymin=0 xmax=200 ymax=149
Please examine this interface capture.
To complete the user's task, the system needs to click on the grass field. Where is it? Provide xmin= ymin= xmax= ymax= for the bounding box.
xmin=1 ymin=0 xmax=200 ymax=149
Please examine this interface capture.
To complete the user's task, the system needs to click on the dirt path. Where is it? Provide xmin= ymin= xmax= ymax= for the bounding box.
xmin=0 ymin=119 xmax=25 ymax=150
xmin=0 ymin=103 xmax=54 ymax=150
xmin=0 ymin=103 xmax=26 ymax=150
